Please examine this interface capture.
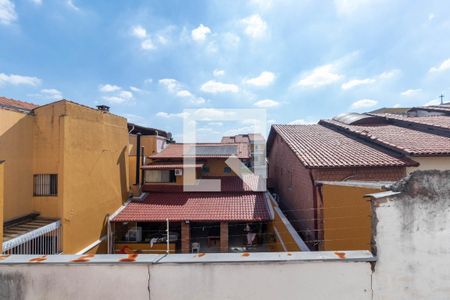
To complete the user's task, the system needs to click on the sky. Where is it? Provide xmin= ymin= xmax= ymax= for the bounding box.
xmin=1 ymin=0 xmax=450 ymax=141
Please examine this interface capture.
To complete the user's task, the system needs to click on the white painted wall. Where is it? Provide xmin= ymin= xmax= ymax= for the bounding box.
xmin=372 ymin=171 xmax=450 ymax=299
xmin=406 ymin=156 xmax=450 ymax=174
xmin=0 ymin=254 xmax=373 ymax=300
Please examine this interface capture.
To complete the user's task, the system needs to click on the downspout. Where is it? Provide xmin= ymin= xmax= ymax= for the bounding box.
xmin=136 ymin=133 xmax=141 ymax=185
xmin=308 ymin=169 xmax=319 ymax=250
xmin=141 ymin=146 xmax=145 ymax=186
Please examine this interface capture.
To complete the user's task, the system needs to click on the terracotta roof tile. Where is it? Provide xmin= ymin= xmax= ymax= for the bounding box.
xmin=0 ymin=96 xmax=38 ymax=112
xmin=371 ymin=113 xmax=450 ymax=131
xmin=321 ymin=119 xmax=450 ymax=156
xmin=112 ymin=192 xmax=271 ymax=222
xmin=270 ymin=124 xmax=415 ymax=168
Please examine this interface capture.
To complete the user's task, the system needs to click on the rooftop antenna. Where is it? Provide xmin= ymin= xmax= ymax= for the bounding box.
xmin=439 ymin=93 xmax=444 ymax=105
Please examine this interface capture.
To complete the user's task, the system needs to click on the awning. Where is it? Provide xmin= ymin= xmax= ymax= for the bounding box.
xmin=141 ymin=162 xmax=204 ymax=170
xmin=2 ymin=218 xmax=60 ymax=252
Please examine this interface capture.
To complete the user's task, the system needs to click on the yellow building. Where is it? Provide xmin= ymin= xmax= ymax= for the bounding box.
xmin=127 ymin=123 xmax=171 ymax=194
xmin=0 ymin=97 xmax=129 ymax=254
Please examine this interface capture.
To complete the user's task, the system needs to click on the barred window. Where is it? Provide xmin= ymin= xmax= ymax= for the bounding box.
xmin=34 ymin=174 xmax=58 ymax=196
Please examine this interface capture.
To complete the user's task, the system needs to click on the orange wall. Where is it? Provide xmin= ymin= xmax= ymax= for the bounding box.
xmin=320 ymin=184 xmax=380 ymax=251
xmin=0 ymin=162 xmax=4 ymax=247
xmin=0 ymin=109 xmax=34 ymax=221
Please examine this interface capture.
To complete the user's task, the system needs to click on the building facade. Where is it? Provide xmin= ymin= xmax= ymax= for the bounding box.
xmin=1 ymin=97 xmax=129 ymax=254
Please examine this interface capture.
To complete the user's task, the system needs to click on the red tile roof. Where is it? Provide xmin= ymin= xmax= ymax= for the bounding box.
xmin=371 ymin=113 xmax=450 ymax=131
xmin=321 ymin=119 xmax=450 ymax=156
xmin=112 ymin=192 xmax=271 ymax=222
xmin=151 ymin=143 xmax=250 ymax=159
xmin=143 ymin=175 xmax=265 ymax=193
xmin=269 ymin=124 xmax=416 ymax=168
xmin=409 ymin=104 xmax=450 ymax=114
xmin=142 ymin=162 xmax=204 ymax=170
xmin=0 ymin=96 xmax=38 ymax=113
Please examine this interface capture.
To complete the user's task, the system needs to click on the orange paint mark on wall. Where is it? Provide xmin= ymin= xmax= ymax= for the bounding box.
xmin=119 ymin=253 xmax=138 ymax=262
xmin=29 ymin=256 xmax=47 ymax=262
xmin=335 ymin=252 xmax=346 ymax=259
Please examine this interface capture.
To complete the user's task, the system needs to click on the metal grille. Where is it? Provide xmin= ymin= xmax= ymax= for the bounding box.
xmin=34 ymin=174 xmax=58 ymax=196
xmin=2 ymin=221 xmax=62 ymax=255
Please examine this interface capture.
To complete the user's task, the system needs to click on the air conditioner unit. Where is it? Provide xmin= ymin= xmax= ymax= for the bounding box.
xmin=175 ymin=169 xmax=183 ymax=176
xmin=125 ymin=227 xmax=142 ymax=242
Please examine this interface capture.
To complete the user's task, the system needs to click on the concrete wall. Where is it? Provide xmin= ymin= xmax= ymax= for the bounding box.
xmin=0 ymin=252 xmax=374 ymax=300
xmin=372 ymin=171 xmax=450 ymax=299
xmin=0 ymin=109 xmax=34 ymax=221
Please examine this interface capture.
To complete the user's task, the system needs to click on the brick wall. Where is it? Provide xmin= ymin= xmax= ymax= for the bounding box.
xmin=268 ymin=133 xmax=406 ymax=249
xmin=181 ymin=222 xmax=190 ymax=253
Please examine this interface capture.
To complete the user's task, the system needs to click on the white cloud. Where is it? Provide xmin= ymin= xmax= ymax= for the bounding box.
xmin=288 ymin=119 xmax=316 ymax=125
xmin=30 ymin=0 xmax=42 ymax=5
xmin=213 ymin=69 xmax=225 ymax=77
xmin=244 ymin=71 xmax=275 ymax=87
xmin=350 ymin=99 xmax=378 ymax=109
xmin=191 ymin=24 xmax=211 ymax=42
xmin=159 ymin=78 xmax=205 ymax=105
xmin=429 ymin=58 xmax=450 ymax=73
xmin=0 ymin=0 xmax=17 ymax=24
xmin=249 ymin=0 xmax=272 ymax=10
xmin=401 ymin=89 xmax=422 ymax=97
xmin=200 ymin=80 xmax=239 ymax=93
xmin=131 ymin=25 xmax=147 ymax=39
xmin=119 ymin=90 xmax=133 ymax=100
xmin=141 ymin=39 xmax=156 ymax=50
xmin=159 ymin=78 xmax=180 ymax=93
xmin=98 ymin=84 xmax=134 ymax=104
xmin=0 ymin=73 xmax=41 ymax=86
xmin=39 ymin=88 xmax=62 ymax=100
xmin=254 ymin=99 xmax=279 ymax=108
xmin=297 ymin=64 xmax=343 ymax=88
xmin=66 ymin=0 xmax=79 ymax=11
xmin=176 ymin=90 xmax=192 ymax=97
xmin=378 ymin=69 xmax=400 ymax=79
xmin=29 ymin=88 xmax=63 ymax=101
xmin=341 ymin=78 xmax=375 ymax=90
xmin=222 ymin=32 xmax=240 ymax=48
xmin=129 ymin=86 xmax=143 ymax=93
xmin=241 ymin=14 xmax=267 ymax=39
xmin=144 ymin=78 xmax=153 ymax=85
xmin=424 ymin=99 xmax=441 ymax=106
xmin=341 ymin=69 xmax=400 ymax=90
xmin=156 ymin=111 xmax=188 ymax=119
xmin=98 ymin=84 xmax=121 ymax=93
xmin=428 ymin=13 xmax=435 ymax=21
xmin=334 ymin=0 xmax=375 ymax=16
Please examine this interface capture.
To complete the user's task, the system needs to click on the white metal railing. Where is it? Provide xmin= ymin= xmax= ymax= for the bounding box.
xmin=2 ymin=221 xmax=62 ymax=255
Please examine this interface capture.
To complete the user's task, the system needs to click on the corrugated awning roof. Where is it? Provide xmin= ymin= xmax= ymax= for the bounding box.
xmin=142 ymin=162 xmax=204 ymax=170
xmin=2 ymin=218 xmax=60 ymax=252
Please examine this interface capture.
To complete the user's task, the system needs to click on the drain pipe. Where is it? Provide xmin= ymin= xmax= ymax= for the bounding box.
xmin=136 ymin=133 xmax=142 ymax=185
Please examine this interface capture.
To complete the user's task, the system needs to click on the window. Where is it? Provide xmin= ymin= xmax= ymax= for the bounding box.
xmin=34 ymin=174 xmax=58 ymax=196
xmin=144 ymin=170 xmax=176 ymax=183
xmin=224 ymin=167 xmax=232 ymax=174
xmin=202 ymin=165 xmax=210 ymax=173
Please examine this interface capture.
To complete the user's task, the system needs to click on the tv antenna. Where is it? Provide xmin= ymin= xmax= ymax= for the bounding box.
xmin=440 ymin=93 xmax=444 ymax=105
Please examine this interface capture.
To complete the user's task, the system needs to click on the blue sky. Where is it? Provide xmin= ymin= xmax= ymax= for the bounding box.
xmin=1 ymin=0 xmax=450 ymax=141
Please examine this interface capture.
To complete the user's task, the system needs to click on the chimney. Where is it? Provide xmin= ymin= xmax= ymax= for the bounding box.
xmin=96 ymin=105 xmax=110 ymax=112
